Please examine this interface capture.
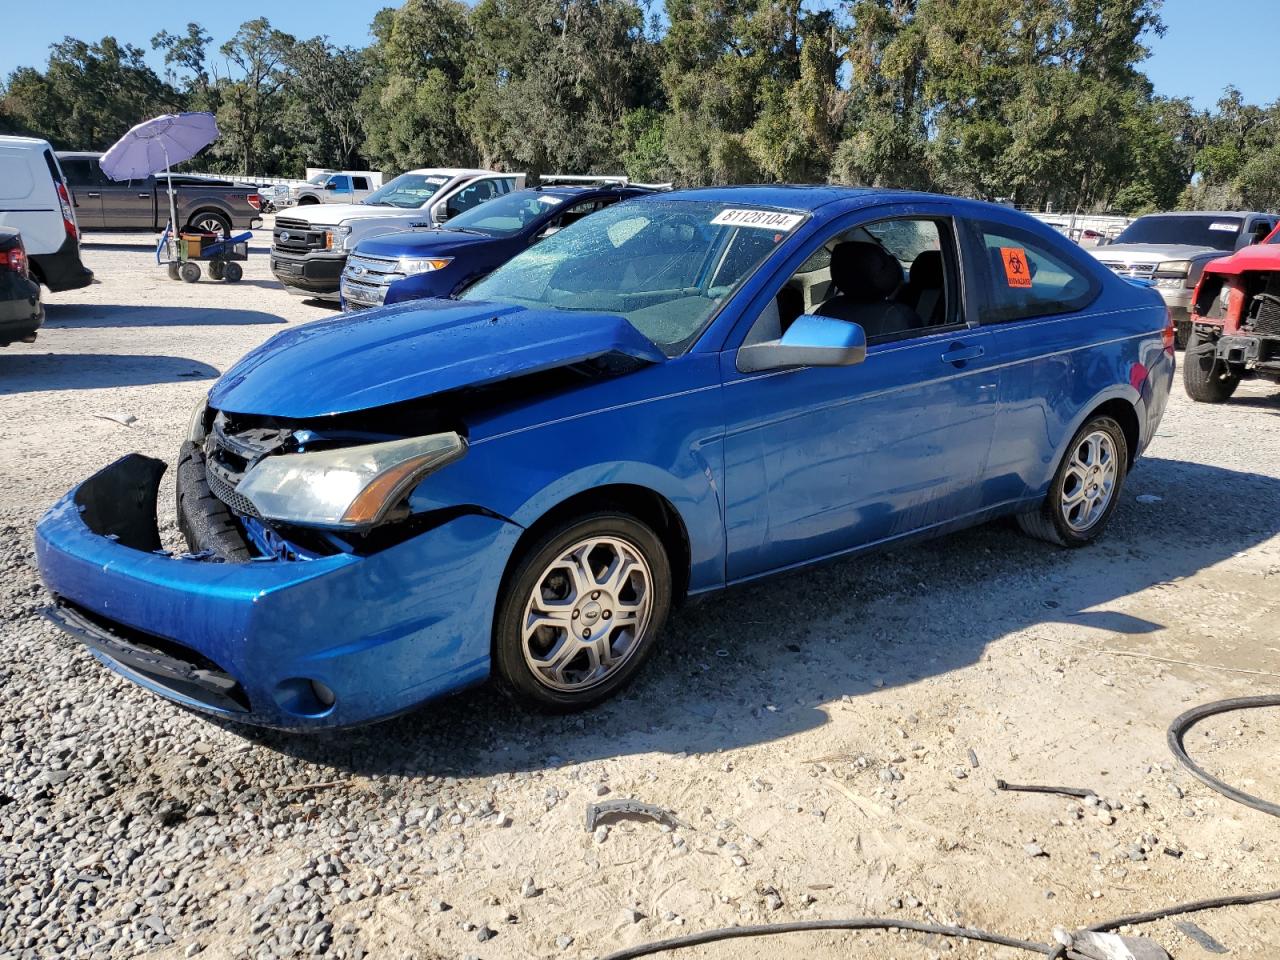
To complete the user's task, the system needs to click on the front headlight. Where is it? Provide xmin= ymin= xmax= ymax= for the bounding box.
xmin=320 ymin=225 xmax=353 ymax=250
xmin=1154 ymin=259 xmax=1191 ymax=278
xmin=398 ymin=257 xmax=453 ymax=276
xmin=237 ymin=432 xmax=467 ymax=529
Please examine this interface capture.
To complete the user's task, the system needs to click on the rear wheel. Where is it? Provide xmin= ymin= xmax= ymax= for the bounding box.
xmin=188 ymin=211 xmax=231 ymax=236
xmin=167 ymin=263 xmax=181 ymax=281
xmin=179 ymin=261 xmax=201 ymax=283
xmin=1017 ymin=415 xmax=1128 ymax=547
xmin=208 ymin=260 xmax=225 ymax=281
xmin=1183 ymin=328 xmax=1241 ymax=403
xmin=493 ymin=512 xmax=672 ymax=711
xmin=223 ymin=261 xmax=243 ymax=282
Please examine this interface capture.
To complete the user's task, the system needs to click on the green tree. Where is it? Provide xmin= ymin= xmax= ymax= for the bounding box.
xmin=215 ymin=19 xmax=295 ymax=175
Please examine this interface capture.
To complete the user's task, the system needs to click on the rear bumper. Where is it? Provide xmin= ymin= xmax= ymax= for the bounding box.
xmin=30 ymin=233 xmax=94 ymax=292
xmin=0 ymin=272 xmax=43 ymax=344
xmin=271 ymin=250 xmax=344 ymax=298
xmin=35 ymin=454 xmax=520 ymax=730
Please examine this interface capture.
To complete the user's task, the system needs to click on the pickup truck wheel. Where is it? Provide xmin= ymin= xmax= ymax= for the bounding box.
xmin=297 ymin=196 xmax=319 ymax=205
xmin=1183 ymin=328 xmax=1240 ymax=403
xmin=494 ymin=512 xmax=672 ymax=712
xmin=1017 ymin=415 xmax=1128 ymax=548
xmin=188 ymin=211 xmax=230 ymax=236
xmin=179 ymin=262 xmax=201 ymax=283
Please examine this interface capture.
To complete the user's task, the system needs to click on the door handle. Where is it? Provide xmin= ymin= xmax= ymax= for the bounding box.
xmin=941 ymin=343 xmax=985 ymax=365
xmin=86 ymin=192 xmax=100 ymax=198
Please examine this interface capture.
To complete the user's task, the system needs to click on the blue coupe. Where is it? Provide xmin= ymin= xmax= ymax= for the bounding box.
xmin=339 ymin=182 xmax=656 ymax=311
xmin=36 ymin=186 xmax=1175 ymax=729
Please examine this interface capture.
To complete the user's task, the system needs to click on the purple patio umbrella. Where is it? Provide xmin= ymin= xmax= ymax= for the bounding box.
xmin=100 ymin=112 xmax=220 ymax=235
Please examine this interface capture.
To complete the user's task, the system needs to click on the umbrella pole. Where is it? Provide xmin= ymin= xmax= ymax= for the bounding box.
xmin=163 ymin=144 xmax=179 ymax=259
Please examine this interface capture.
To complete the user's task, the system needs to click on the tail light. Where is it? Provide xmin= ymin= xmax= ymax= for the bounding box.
xmin=1162 ymin=308 xmax=1175 ymax=352
xmin=1 ymin=244 xmax=28 ymax=276
xmin=247 ymin=193 xmax=262 ymax=212
xmin=54 ymin=181 xmax=79 ymax=240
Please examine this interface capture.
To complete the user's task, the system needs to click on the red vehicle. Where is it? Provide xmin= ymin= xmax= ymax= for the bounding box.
xmin=1184 ymin=227 xmax=1280 ymax=402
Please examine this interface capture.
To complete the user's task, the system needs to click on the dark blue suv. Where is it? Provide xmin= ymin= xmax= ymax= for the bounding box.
xmin=340 ymin=181 xmax=658 ymax=310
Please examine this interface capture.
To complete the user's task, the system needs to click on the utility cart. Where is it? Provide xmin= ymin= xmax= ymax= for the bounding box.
xmin=156 ymin=223 xmax=251 ymax=283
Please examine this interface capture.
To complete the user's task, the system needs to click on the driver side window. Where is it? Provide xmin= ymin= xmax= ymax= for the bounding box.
xmin=745 ymin=217 xmax=961 ymax=346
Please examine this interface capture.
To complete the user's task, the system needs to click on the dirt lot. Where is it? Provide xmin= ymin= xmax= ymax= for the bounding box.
xmin=1 ymin=226 xmax=1278 ymax=960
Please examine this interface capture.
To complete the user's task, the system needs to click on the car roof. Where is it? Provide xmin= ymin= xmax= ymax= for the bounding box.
xmin=526 ymin=184 xmax=649 ymax=199
xmin=404 ymin=168 xmax=498 ymax=177
xmin=56 ymin=151 xmax=103 ymax=158
xmin=0 ymin=135 xmax=52 ymax=148
xmin=651 ymin=184 xmax=1019 ymax=217
xmin=1134 ymin=210 xmax=1267 ymax=219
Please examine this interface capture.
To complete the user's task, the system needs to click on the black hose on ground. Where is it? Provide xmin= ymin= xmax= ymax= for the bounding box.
xmin=595 ymin=696 xmax=1280 ymax=958
xmin=1167 ymin=694 xmax=1280 ymax=819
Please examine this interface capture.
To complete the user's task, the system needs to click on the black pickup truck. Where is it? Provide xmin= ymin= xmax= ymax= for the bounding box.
xmin=57 ymin=152 xmax=263 ymax=235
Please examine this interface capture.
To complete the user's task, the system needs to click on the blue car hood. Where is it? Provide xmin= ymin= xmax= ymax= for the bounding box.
xmin=358 ymin=229 xmax=497 ymax=258
xmin=208 ymin=300 xmax=666 ymax=419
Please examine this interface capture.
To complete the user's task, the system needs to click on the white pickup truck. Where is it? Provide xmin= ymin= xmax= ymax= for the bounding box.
xmin=270 ymin=168 xmax=524 ymax=300
xmin=289 ymin=170 xmax=383 ymax=206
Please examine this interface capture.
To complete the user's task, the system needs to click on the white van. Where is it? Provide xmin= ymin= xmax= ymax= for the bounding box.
xmin=0 ymin=136 xmax=93 ymax=291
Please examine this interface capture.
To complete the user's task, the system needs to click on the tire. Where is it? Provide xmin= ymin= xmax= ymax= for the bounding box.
xmin=1182 ymin=328 xmax=1241 ymax=403
xmin=208 ymin=260 xmax=225 ymax=281
xmin=1174 ymin=318 xmax=1192 ymax=350
xmin=1017 ymin=415 xmax=1129 ymax=548
xmin=175 ymin=441 xmax=253 ymax=563
xmin=188 ymin=211 xmax=231 ymax=236
xmin=493 ymin=511 xmax=672 ymax=711
xmin=297 ymin=196 xmax=319 ymax=206
xmin=167 ymin=263 xmax=181 ymax=281
xmin=179 ymin=261 xmax=201 ymax=283
xmin=222 ymin=261 xmax=243 ymax=282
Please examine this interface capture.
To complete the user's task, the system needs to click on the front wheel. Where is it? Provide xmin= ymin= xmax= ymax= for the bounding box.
xmin=1183 ymin=329 xmax=1240 ymax=403
xmin=493 ymin=512 xmax=672 ymax=711
xmin=1017 ymin=415 xmax=1128 ymax=547
xmin=179 ymin=262 xmax=201 ymax=283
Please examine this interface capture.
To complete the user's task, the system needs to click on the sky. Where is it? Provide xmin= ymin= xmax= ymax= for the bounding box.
xmin=3 ymin=0 xmax=1278 ymax=111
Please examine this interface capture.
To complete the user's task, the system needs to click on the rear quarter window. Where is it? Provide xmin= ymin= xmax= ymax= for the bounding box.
xmin=969 ymin=219 xmax=1101 ymax=324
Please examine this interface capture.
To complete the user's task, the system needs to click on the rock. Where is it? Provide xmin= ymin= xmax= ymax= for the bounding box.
xmin=1024 ymin=842 xmax=1048 ymax=858
xmin=476 ymin=926 xmax=496 ymax=942
xmin=555 ymin=934 xmax=575 ymax=949
xmin=622 ymin=908 xmax=645 ymax=924
xmin=521 ymin=877 xmax=539 ymax=899
xmin=594 ymin=825 xmax=610 ymax=844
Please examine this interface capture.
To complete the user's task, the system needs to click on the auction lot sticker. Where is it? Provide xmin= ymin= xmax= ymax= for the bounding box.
xmin=1000 ymin=247 xmax=1033 ymax=288
xmin=712 ymin=209 xmax=804 ymax=231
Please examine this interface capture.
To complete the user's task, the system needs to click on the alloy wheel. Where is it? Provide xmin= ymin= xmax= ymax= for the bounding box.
xmin=520 ymin=536 xmax=653 ymax=693
xmin=1060 ymin=430 xmax=1118 ymax=532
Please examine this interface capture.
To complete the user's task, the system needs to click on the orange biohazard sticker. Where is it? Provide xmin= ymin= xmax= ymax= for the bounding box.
xmin=1000 ymin=247 xmax=1033 ymax=288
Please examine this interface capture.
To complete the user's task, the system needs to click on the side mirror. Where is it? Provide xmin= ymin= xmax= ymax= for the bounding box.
xmin=323 ymin=181 xmax=338 ymax=191
xmin=736 ymin=314 xmax=867 ymax=373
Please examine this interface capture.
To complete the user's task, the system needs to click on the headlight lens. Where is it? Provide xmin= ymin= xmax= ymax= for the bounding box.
xmin=237 ymin=432 xmax=466 ymax=529
xmin=1154 ymin=259 xmax=1191 ymax=278
xmin=187 ymin=397 xmax=209 ymax=443
xmin=398 ymin=257 xmax=453 ymax=275
xmin=320 ymin=225 xmax=353 ymax=250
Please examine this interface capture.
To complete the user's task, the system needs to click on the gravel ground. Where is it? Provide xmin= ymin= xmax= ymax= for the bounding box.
xmin=1 ymin=225 xmax=1278 ymax=960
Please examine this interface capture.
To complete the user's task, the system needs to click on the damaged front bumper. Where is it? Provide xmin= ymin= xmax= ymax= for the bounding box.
xmin=35 ymin=454 xmax=520 ymax=730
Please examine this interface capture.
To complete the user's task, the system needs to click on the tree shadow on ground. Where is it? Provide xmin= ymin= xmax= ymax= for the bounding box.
xmin=0 ymin=353 xmax=219 ymax=393
xmin=223 ymin=456 xmax=1280 ymax=778
xmin=44 ymin=303 xmax=285 ymax=329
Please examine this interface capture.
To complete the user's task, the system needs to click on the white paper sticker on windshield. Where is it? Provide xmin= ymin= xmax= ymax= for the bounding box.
xmin=1209 ymin=221 xmax=1240 ymax=232
xmin=424 ymin=176 xmax=449 ymax=185
xmin=711 ymin=209 xmax=804 ymax=231
xmin=537 ymin=195 xmax=565 ymax=206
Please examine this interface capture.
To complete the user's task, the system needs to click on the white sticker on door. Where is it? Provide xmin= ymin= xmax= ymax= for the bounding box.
xmin=710 ymin=209 xmax=805 ymax=231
